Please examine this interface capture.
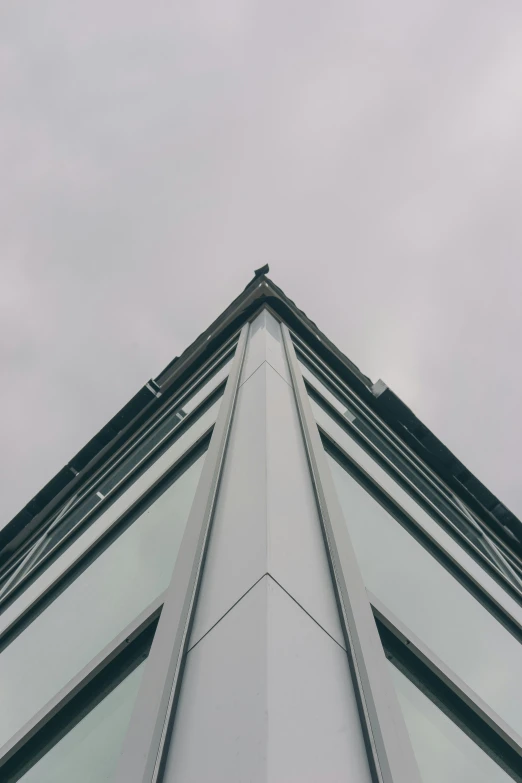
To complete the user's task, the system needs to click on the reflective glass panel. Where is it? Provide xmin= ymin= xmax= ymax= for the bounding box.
xmin=326 ymin=452 xmax=522 ymax=737
xmin=97 ymin=353 xmax=232 ymax=496
xmin=297 ymin=357 xmax=356 ymax=420
xmin=389 ymin=664 xmax=512 ymax=783
xmin=306 ymin=383 xmax=507 ymax=576
xmin=0 ymin=357 xmax=231 ymax=607
xmin=0 ymin=452 xmax=205 ymax=748
xmin=180 ymin=355 xmax=232 ymax=415
xmin=20 ymin=661 xmax=145 ymax=783
xmin=312 ymin=398 xmax=522 ymax=625
xmin=0 ymin=398 xmax=220 ymax=637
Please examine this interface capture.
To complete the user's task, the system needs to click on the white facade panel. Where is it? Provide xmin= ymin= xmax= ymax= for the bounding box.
xmin=164 ymin=576 xmax=370 ymax=783
xmin=188 ymin=360 xmax=268 ymax=646
xmin=190 ymin=309 xmax=344 ymax=648
xmin=240 ymin=310 xmax=291 ymax=387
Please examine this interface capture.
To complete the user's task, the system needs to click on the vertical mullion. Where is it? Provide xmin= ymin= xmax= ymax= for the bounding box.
xmin=114 ymin=323 xmax=249 ymax=783
xmin=281 ymin=324 xmax=421 ymax=783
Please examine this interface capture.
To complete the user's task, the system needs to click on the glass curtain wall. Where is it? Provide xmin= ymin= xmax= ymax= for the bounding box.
xmin=294 ymin=332 xmax=522 ymax=781
xmin=0 ymin=334 xmax=235 ymax=782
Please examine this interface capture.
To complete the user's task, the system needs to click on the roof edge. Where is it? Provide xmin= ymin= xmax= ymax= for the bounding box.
xmin=2 ymin=270 xmax=521 ymax=561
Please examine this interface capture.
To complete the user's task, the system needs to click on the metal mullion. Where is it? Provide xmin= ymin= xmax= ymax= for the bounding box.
xmin=109 ymin=337 xmax=237 ymax=480
xmin=0 ymin=495 xmax=80 ymax=604
xmin=0 ymin=381 xmax=223 ymax=616
xmin=293 ymin=336 xmax=469 ymax=515
xmin=298 ymin=337 xmax=522 ymax=570
xmin=313 ymin=389 xmax=522 ymax=609
xmin=81 ymin=334 xmax=236 ymax=490
xmin=0 ymin=336 xmax=238 ymax=592
xmin=0 ymin=432 xmax=210 ymax=648
xmin=299 ymin=344 xmax=459 ymax=514
xmin=6 ymin=391 xmax=224 ymax=602
xmin=371 ymin=594 xmax=522 ymax=780
xmin=281 ymin=324 xmax=421 ymax=783
xmin=0 ymin=591 xmax=165 ymax=774
xmin=321 ymin=426 xmax=522 ymax=640
xmin=114 ymin=322 xmax=249 ymax=783
xmin=482 ymin=536 xmax=522 ymax=592
xmin=0 ymin=537 xmax=44 ymax=589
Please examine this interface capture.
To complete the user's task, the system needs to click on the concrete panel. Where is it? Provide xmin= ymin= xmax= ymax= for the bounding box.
xmin=164 ymin=576 xmax=371 ymax=783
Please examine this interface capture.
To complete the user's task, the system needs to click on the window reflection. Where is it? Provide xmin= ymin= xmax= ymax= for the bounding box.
xmin=0 ymin=353 xmax=232 ymax=607
xmin=389 ymin=663 xmax=512 ymax=783
xmin=298 ymin=357 xmax=356 ymax=421
xmin=20 ymin=661 xmax=146 ymax=783
xmin=306 ymin=382 xmax=516 ymax=592
xmin=326 ymin=452 xmax=522 ymax=738
xmin=0 ymin=452 xmax=205 ymax=749
xmin=313 ymin=398 xmax=522 ymax=624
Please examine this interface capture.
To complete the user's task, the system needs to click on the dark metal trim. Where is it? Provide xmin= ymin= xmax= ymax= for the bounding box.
xmin=4 ymin=272 xmax=521 ymax=566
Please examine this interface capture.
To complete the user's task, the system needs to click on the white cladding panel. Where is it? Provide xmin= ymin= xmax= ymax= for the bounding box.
xmin=240 ymin=309 xmax=291 ymax=387
xmin=189 ymin=310 xmax=344 ymax=648
xmin=164 ymin=576 xmax=371 ymax=783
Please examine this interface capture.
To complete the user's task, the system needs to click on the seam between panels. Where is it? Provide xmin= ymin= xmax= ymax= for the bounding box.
xmin=267 ymin=574 xmax=347 ymax=652
xmin=187 ymin=573 xmax=269 ymax=653
xmin=239 ymin=360 xmax=291 ymax=389
xmin=187 ymin=571 xmax=347 ymax=657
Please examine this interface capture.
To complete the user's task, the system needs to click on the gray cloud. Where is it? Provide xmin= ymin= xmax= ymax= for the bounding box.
xmin=1 ymin=0 xmax=522 ymax=525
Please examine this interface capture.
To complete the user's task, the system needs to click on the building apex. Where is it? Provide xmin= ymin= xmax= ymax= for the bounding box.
xmin=253 ymin=263 xmax=270 ymax=277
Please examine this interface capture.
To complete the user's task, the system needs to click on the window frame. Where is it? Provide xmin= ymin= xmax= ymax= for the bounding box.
xmin=0 ymin=595 xmax=162 ymax=781
xmin=375 ymin=597 xmax=522 ymax=781
xmin=293 ymin=335 xmax=522 ymax=583
xmin=2 ymin=308 xmax=520 ymax=783
xmin=0 ymin=416 xmax=216 ymax=646
xmin=0 ymin=435 xmax=211 ymax=656
xmin=321 ymin=430 xmax=522 ymax=640
xmin=283 ymin=323 xmax=522 ymax=783
xmin=0 ymin=363 xmax=229 ymax=613
xmin=113 ymin=321 xmax=250 ymax=783
xmin=0 ymin=336 xmax=237 ymax=601
xmin=281 ymin=323 xmax=422 ymax=783
xmin=304 ymin=368 xmax=522 ymax=613
xmin=0 ymin=327 xmax=247 ymax=780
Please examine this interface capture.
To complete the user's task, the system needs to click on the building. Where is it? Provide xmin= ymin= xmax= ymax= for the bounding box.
xmin=0 ymin=268 xmax=521 ymax=782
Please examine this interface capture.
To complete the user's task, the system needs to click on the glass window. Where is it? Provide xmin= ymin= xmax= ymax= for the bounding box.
xmin=0 ymin=452 xmax=205 ymax=749
xmin=312 ymin=398 xmax=522 ymax=626
xmin=298 ymin=357 xmax=356 ymax=421
xmin=97 ymin=353 xmax=232 ymax=497
xmin=0 ymin=355 xmax=232 ymax=608
xmin=0 ymin=397 xmax=220 ymax=633
xmin=179 ymin=355 xmax=232 ymax=416
xmin=38 ymin=494 xmax=101 ymax=561
xmin=389 ymin=663 xmax=512 ymax=783
xmin=326 ymin=451 xmax=522 ymax=738
xmin=305 ymin=378 xmax=511 ymax=582
xmin=20 ymin=661 xmax=146 ymax=783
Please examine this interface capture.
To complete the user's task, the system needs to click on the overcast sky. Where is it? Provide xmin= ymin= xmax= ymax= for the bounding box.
xmin=1 ymin=1 xmax=522 ymax=528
